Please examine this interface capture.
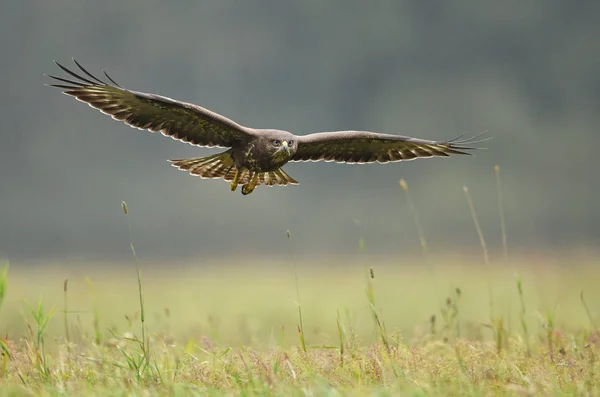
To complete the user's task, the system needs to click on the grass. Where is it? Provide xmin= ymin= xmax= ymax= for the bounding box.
xmin=1 ymin=254 xmax=599 ymax=396
xmin=1 ymin=169 xmax=599 ymax=395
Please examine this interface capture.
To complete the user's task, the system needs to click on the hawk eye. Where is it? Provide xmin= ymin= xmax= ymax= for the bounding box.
xmin=288 ymin=140 xmax=294 ymax=146
xmin=272 ymin=140 xmax=281 ymax=146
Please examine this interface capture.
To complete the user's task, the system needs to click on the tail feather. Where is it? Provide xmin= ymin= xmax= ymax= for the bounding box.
xmin=169 ymin=151 xmax=251 ymax=182
xmin=169 ymin=151 xmax=299 ymax=187
xmin=276 ymin=169 xmax=298 ymax=185
xmin=258 ymin=168 xmax=298 ymax=186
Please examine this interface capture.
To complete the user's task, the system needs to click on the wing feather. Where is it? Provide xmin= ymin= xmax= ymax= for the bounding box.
xmin=291 ymin=131 xmax=488 ymax=163
xmin=47 ymin=59 xmax=256 ymax=148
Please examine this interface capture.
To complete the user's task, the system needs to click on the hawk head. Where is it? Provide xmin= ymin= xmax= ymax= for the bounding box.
xmin=262 ymin=130 xmax=297 ymax=164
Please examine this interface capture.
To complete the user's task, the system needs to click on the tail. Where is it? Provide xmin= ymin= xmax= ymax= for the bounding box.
xmin=256 ymin=169 xmax=299 ymax=186
xmin=169 ymin=151 xmax=299 ymax=187
xmin=169 ymin=151 xmax=239 ymax=181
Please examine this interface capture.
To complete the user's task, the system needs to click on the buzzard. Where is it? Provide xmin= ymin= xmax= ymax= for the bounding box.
xmin=47 ymin=60 xmax=487 ymax=195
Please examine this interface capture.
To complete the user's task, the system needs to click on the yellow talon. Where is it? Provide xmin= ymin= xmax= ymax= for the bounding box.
xmin=241 ymin=173 xmax=259 ymax=195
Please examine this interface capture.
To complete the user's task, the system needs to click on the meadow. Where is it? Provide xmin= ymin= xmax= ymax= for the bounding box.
xmin=0 ymin=251 xmax=599 ymax=396
xmin=1 ymin=180 xmax=599 ymax=396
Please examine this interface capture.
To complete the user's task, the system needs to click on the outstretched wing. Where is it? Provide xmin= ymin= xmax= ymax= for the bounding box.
xmin=291 ymin=131 xmax=487 ymax=163
xmin=47 ymin=59 xmax=256 ymax=148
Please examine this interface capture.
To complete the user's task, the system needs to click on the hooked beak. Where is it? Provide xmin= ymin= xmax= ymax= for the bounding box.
xmin=281 ymin=140 xmax=289 ymax=152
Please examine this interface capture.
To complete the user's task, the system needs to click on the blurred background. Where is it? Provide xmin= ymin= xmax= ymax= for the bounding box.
xmin=1 ymin=1 xmax=599 ymax=262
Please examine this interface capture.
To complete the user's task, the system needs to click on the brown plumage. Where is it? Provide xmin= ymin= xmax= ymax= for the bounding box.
xmin=47 ymin=59 xmax=488 ymax=195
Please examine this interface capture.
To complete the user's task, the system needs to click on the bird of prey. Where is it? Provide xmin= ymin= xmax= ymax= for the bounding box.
xmin=47 ymin=60 xmax=487 ymax=195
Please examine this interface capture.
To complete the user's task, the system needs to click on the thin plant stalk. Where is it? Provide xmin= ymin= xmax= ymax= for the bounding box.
xmin=399 ymin=179 xmax=440 ymax=305
xmin=494 ymin=165 xmax=508 ymax=261
xmin=365 ymin=266 xmax=400 ymax=379
xmin=0 ymin=263 xmax=10 ymax=373
xmin=359 ymin=239 xmax=401 ymax=378
xmin=495 ymin=165 xmax=513 ymax=343
xmin=0 ymin=263 xmax=7 ymax=314
xmin=287 ymin=230 xmax=306 ymax=352
xmin=463 ymin=186 xmax=494 ymax=318
xmin=580 ymin=290 xmax=598 ymax=330
xmin=122 ymin=202 xmax=149 ymax=363
xmin=85 ymin=278 xmax=102 ymax=345
xmin=516 ymin=275 xmax=531 ymax=356
xmin=336 ymin=310 xmax=345 ymax=365
xmin=399 ymin=179 xmax=429 ymax=256
xmin=63 ymin=279 xmax=70 ymax=350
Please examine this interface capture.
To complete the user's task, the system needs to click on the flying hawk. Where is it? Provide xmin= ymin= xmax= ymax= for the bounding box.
xmin=47 ymin=60 xmax=487 ymax=195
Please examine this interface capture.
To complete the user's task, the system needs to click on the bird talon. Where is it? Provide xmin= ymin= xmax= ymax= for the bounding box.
xmin=241 ymin=173 xmax=259 ymax=195
xmin=241 ymin=184 xmax=253 ymax=195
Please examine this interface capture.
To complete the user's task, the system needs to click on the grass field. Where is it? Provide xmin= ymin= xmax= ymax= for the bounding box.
xmin=1 ymin=251 xmax=599 ymax=396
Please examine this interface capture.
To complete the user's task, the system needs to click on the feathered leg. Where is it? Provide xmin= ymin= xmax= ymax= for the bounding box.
xmin=230 ymin=167 xmax=244 ymax=191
